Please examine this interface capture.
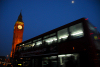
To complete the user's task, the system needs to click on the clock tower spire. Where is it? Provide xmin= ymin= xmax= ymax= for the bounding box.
xmin=10 ymin=12 xmax=24 ymax=58
xmin=17 ymin=12 xmax=23 ymax=22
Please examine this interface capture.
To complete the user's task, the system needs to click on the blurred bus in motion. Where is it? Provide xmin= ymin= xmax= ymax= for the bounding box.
xmin=14 ymin=18 xmax=100 ymax=67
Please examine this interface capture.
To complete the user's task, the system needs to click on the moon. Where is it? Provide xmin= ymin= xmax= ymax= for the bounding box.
xmin=72 ymin=1 xmax=74 ymax=3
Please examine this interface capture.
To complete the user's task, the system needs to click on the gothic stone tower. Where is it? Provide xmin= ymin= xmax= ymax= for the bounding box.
xmin=10 ymin=12 xmax=24 ymax=57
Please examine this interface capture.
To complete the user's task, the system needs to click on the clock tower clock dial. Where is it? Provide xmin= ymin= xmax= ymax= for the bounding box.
xmin=10 ymin=12 xmax=24 ymax=57
xmin=18 ymin=25 xmax=22 ymax=29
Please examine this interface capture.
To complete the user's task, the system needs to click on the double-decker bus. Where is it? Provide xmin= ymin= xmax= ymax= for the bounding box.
xmin=14 ymin=18 xmax=100 ymax=67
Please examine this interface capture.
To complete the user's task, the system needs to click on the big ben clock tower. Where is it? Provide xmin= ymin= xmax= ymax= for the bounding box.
xmin=10 ymin=12 xmax=24 ymax=57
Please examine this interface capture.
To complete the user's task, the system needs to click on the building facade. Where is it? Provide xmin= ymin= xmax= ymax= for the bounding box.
xmin=10 ymin=12 xmax=24 ymax=58
xmin=14 ymin=18 xmax=100 ymax=67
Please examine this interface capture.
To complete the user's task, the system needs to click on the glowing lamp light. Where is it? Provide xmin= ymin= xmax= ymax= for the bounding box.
xmin=32 ymin=43 xmax=35 ymax=47
xmin=94 ymin=36 xmax=98 ymax=40
xmin=58 ymin=55 xmax=65 ymax=57
xmin=73 ymin=47 xmax=75 ymax=50
xmin=46 ymin=38 xmax=57 ymax=42
xmin=20 ymin=58 xmax=23 ymax=59
xmin=59 ymin=35 xmax=68 ymax=39
xmin=53 ymin=38 xmax=57 ymax=40
xmin=18 ymin=64 xmax=22 ymax=66
xmin=66 ymin=54 xmax=73 ymax=57
xmin=46 ymin=40 xmax=53 ymax=42
xmin=71 ymin=31 xmax=83 ymax=36
xmin=36 ymin=42 xmax=42 ymax=45
xmin=37 ymin=43 xmax=41 ymax=45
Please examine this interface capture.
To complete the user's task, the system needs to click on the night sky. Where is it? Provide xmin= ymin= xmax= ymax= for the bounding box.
xmin=0 ymin=0 xmax=100 ymax=57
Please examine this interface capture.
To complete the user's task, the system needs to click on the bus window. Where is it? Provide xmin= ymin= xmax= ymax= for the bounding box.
xmin=69 ymin=23 xmax=84 ymax=39
xmin=44 ymin=36 xmax=57 ymax=45
xmin=36 ymin=41 xmax=42 ymax=47
xmin=57 ymin=28 xmax=69 ymax=42
xmin=58 ymin=54 xmax=80 ymax=67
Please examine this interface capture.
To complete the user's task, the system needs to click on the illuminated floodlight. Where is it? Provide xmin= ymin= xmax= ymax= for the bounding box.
xmin=58 ymin=55 xmax=65 ymax=57
xmin=23 ymin=44 xmax=24 ymax=45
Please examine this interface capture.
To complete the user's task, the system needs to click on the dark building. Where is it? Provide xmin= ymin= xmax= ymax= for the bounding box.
xmin=0 ymin=56 xmax=6 ymax=62
xmin=14 ymin=18 xmax=100 ymax=67
xmin=0 ymin=56 xmax=6 ymax=66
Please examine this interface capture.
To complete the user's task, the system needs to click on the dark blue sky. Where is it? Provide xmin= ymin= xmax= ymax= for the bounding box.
xmin=0 ymin=0 xmax=100 ymax=57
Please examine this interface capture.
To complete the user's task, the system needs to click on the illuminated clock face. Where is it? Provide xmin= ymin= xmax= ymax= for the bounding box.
xmin=18 ymin=25 xmax=22 ymax=29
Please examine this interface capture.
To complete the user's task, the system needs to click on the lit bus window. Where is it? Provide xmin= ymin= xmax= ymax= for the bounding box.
xmin=69 ymin=23 xmax=84 ymax=38
xmin=18 ymin=44 xmax=24 ymax=51
xmin=57 ymin=28 xmax=69 ymax=42
xmin=24 ymin=45 xmax=31 ymax=50
xmin=44 ymin=36 xmax=57 ymax=45
xmin=32 ymin=43 xmax=35 ymax=47
xmin=36 ymin=41 xmax=42 ymax=46
xmin=23 ymin=42 xmax=32 ymax=50
xmin=19 ymin=46 xmax=23 ymax=51
xmin=24 ymin=46 xmax=28 ymax=50
xmin=58 ymin=54 xmax=80 ymax=67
